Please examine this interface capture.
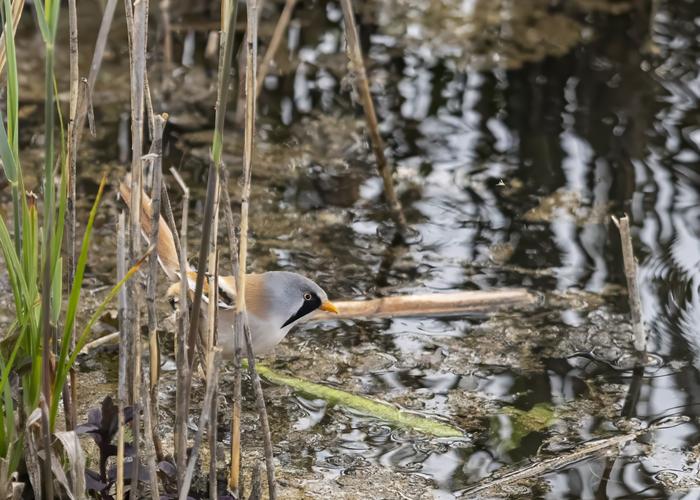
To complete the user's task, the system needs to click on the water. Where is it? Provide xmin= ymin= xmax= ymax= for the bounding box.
xmin=8 ymin=0 xmax=698 ymax=497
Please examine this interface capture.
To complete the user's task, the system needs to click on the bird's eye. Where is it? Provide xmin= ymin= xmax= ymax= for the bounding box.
xmin=303 ymin=292 xmax=312 ymax=301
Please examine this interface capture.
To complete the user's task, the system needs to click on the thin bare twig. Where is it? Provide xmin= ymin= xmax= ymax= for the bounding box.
xmin=339 ymin=0 xmax=408 ymax=234
xmin=612 ymin=215 xmax=646 ymax=355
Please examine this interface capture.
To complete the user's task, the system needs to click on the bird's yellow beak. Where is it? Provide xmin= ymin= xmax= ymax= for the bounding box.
xmin=319 ymin=301 xmax=339 ymax=314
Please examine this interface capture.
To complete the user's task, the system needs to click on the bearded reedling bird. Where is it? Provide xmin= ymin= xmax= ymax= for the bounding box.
xmin=119 ymin=181 xmax=339 ymax=356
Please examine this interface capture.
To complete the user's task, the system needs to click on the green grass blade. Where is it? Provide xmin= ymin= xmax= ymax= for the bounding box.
xmin=31 ymin=0 xmax=49 ymax=42
xmin=50 ymin=175 xmax=106 ymax=428
xmin=0 ymin=116 xmax=17 ymax=185
xmin=51 ymin=247 xmax=150 ymax=426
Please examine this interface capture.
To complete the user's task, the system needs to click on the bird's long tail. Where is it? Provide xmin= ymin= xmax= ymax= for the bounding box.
xmin=119 ymin=179 xmax=183 ymax=281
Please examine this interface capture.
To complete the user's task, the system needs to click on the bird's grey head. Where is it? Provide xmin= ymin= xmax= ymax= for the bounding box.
xmin=261 ymin=271 xmax=331 ymax=328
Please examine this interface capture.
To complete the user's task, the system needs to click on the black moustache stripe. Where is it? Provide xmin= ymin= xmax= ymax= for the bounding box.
xmin=282 ymin=294 xmax=321 ymax=327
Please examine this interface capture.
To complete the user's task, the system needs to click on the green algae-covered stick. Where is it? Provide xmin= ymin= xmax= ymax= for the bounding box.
xmin=254 ymin=364 xmax=463 ymax=438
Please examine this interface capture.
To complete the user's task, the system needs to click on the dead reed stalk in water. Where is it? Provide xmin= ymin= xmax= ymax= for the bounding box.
xmin=339 ymin=0 xmax=408 ymax=235
xmin=256 ymin=0 xmax=297 ymax=97
xmin=612 ymin=215 xmax=647 ymax=355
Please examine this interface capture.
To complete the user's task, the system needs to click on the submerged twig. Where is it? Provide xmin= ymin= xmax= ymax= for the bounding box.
xmin=339 ymin=0 xmax=408 ymax=235
xmin=612 ymin=215 xmax=646 ymax=355
xmin=456 ymin=430 xmax=644 ymax=497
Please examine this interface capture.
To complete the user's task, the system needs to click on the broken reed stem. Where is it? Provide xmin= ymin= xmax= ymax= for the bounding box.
xmin=170 ymin=166 xmax=189 ymax=261
xmin=74 ymin=0 xmax=119 ymax=148
xmin=179 ymin=348 xmax=222 ymax=500
xmin=612 ymin=215 xmax=647 ymax=355
xmin=338 ymin=0 xmax=408 ymax=234
xmin=237 ymin=1 xmax=277 ymax=497
xmin=255 ymin=0 xmax=297 ymax=98
xmin=116 ymin=212 xmax=127 ymax=500
xmin=146 ymin=114 xmax=168 ymax=464
xmin=160 ymin=183 xmax=192 ymax=492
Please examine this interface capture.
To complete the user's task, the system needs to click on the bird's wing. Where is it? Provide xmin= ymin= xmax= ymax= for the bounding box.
xmin=119 ymin=178 xmax=184 ymax=281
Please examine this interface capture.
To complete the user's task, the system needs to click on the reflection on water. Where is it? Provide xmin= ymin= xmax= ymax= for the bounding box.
xmin=268 ymin=0 xmax=699 ymax=496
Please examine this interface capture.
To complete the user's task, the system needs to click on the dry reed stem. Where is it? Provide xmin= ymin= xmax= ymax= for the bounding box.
xmin=146 ymin=113 xmax=168 ymax=465
xmin=339 ymin=0 xmax=408 ymax=234
xmin=237 ymin=1 xmax=277 ymax=497
xmin=255 ymin=0 xmax=297 ymax=98
xmin=220 ymin=168 xmax=243 ymax=496
xmin=310 ymin=289 xmax=538 ymax=321
xmin=116 ymin=212 xmax=127 ymax=500
xmin=612 ymin=215 xmax=647 ymax=354
xmin=126 ymin=0 xmax=149 ymax=493
xmin=62 ymin=0 xmax=80 ymax=432
xmin=205 ymin=183 xmax=221 ymax=499
xmin=160 ymin=183 xmax=192 ymax=492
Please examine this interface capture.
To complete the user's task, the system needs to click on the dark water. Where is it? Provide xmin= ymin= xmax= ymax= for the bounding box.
xmin=14 ymin=0 xmax=698 ymax=497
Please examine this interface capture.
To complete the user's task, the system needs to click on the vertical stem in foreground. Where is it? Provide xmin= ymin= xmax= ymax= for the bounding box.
xmin=338 ymin=0 xmax=408 ymax=234
xmin=160 ymin=183 xmax=191 ymax=492
xmin=116 ymin=212 xmax=127 ymax=500
xmin=236 ymin=1 xmax=277 ymax=498
xmin=126 ymin=0 xmax=148 ymax=494
xmin=146 ymin=113 xmax=167 ymax=471
xmin=612 ymin=215 xmax=647 ymax=355
xmin=63 ymin=0 xmax=79 ymax=432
